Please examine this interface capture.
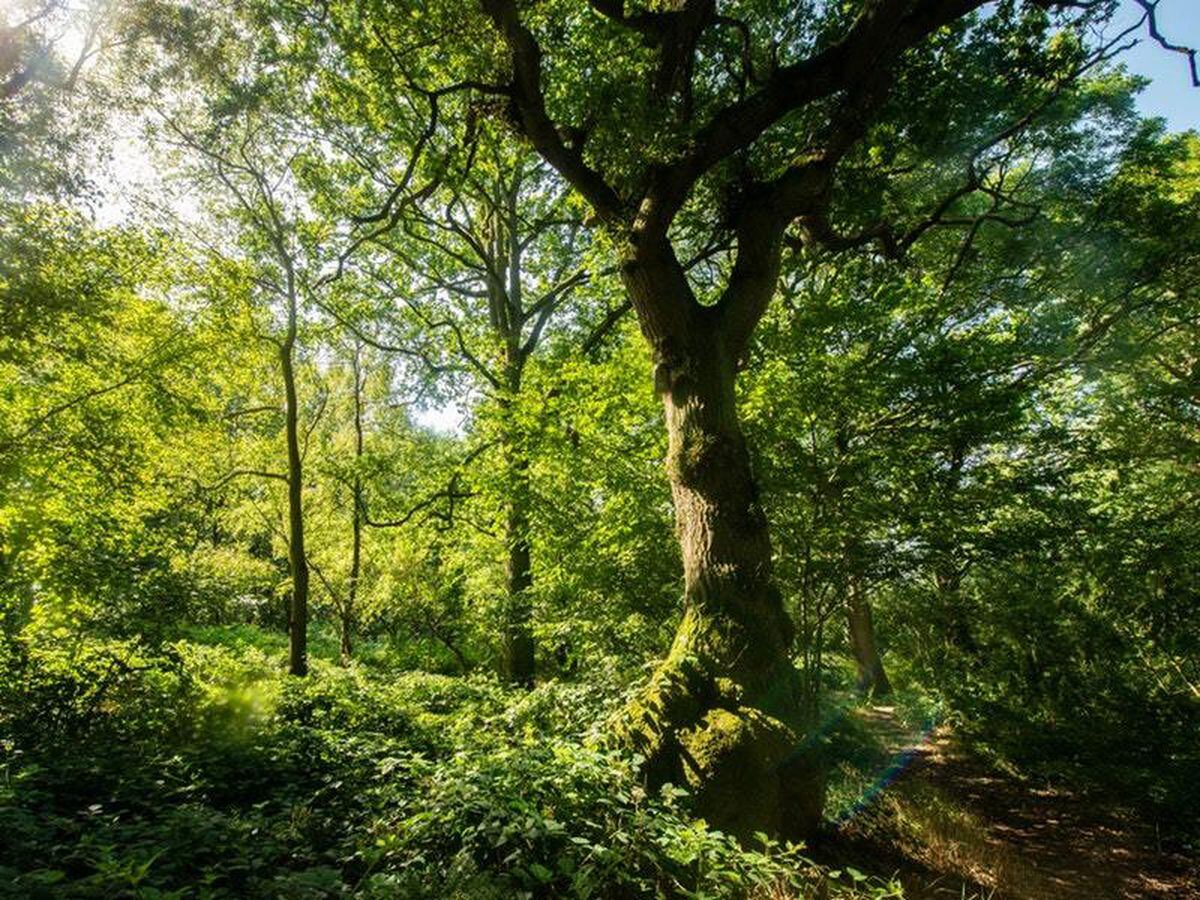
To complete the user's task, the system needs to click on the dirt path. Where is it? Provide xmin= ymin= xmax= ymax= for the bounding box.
xmin=815 ymin=706 xmax=1199 ymax=899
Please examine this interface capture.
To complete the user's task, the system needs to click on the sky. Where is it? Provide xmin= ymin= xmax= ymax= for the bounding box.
xmin=1114 ymin=0 xmax=1199 ymax=131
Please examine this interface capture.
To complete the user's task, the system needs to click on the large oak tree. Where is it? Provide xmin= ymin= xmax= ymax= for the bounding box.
xmin=412 ymin=0 xmax=1141 ymax=838
xmin=284 ymin=0 xmax=1182 ymax=838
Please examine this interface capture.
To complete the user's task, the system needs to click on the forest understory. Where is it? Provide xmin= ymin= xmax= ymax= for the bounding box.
xmin=2 ymin=627 xmax=1196 ymax=898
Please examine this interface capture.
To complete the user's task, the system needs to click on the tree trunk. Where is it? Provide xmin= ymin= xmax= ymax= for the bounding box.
xmin=617 ymin=324 xmax=825 ymax=842
xmin=342 ymin=346 xmax=364 ymax=667
xmin=829 ymin=427 xmax=891 ymax=698
xmin=491 ymin=174 xmax=539 ymax=687
xmin=935 ymin=565 xmax=977 ymax=655
xmin=499 ymin=358 xmax=535 ymax=686
xmin=846 ymin=575 xmax=891 ymax=698
xmin=933 ymin=441 xmax=976 ymax=657
xmin=502 ymin=483 xmax=535 ymax=685
xmin=281 ymin=336 xmax=308 ymax=677
xmin=339 ymin=498 xmax=359 ymax=664
xmin=341 ymin=488 xmax=358 ymax=666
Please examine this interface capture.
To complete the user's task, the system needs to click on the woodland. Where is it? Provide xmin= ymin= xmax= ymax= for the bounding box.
xmin=1 ymin=0 xmax=1198 ymax=897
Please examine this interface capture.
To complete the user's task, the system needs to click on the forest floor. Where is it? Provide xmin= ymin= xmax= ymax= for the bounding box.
xmin=813 ymin=706 xmax=1200 ymax=900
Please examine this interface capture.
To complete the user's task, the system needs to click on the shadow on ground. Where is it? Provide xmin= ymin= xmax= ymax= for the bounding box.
xmin=809 ymin=706 xmax=1199 ymax=900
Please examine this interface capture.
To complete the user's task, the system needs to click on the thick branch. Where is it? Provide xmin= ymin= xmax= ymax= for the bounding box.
xmin=1132 ymin=0 xmax=1199 ymax=87
xmin=580 ymin=300 xmax=633 ymax=355
xmin=480 ymin=0 xmax=626 ymax=223
xmin=641 ymin=0 xmax=988 ymax=236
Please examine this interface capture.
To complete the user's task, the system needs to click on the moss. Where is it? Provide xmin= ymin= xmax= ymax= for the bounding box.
xmin=609 ymin=652 xmax=712 ymax=783
xmin=609 ymin=610 xmax=827 ymax=843
xmin=674 ymin=428 xmax=722 ymax=482
xmin=682 ymin=708 xmax=791 ymax=779
xmin=678 ymin=706 xmax=796 ymax=842
xmin=668 ymin=423 xmax=747 ymax=489
xmin=668 ymin=607 xmax=747 ymax=673
xmin=713 ymin=677 xmax=743 ymax=707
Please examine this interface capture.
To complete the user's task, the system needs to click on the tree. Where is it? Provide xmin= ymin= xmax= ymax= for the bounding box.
xmin=0 ymin=0 xmax=125 ymax=194
xmin=135 ymin=0 xmax=448 ymax=675
xmin=362 ymin=142 xmax=592 ymax=684
xmin=343 ymin=341 xmax=366 ymax=664
xmin=383 ymin=0 xmax=1152 ymax=838
xmin=0 ymin=207 xmax=225 ymax=640
xmin=155 ymin=102 xmax=321 ymax=675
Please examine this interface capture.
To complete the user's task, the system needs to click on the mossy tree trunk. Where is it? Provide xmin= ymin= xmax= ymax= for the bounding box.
xmin=615 ymin=246 xmax=826 ymax=841
xmin=477 ymin=0 xmax=958 ymax=839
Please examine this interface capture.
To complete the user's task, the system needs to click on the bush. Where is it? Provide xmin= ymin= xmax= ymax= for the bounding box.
xmin=360 ymin=739 xmax=821 ymax=898
xmin=1 ymin=629 xmax=896 ymax=899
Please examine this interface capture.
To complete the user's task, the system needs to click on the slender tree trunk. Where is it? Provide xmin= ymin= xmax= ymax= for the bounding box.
xmin=502 ymin=487 xmax=535 ymax=684
xmin=429 ymin=623 xmax=471 ymax=673
xmin=281 ymin=331 xmax=308 ymax=677
xmin=935 ymin=565 xmax=977 ymax=655
xmin=829 ymin=428 xmax=891 ymax=698
xmin=341 ymin=478 xmax=360 ymax=665
xmin=500 ymin=358 xmax=535 ymax=686
xmin=342 ymin=346 xmax=365 ymax=666
xmin=491 ymin=178 xmax=536 ymax=687
xmin=342 ymin=468 xmax=361 ymax=664
xmin=618 ymin=316 xmax=824 ymax=841
xmin=846 ymin=575 xmax=891 ymax=698
xmin=933 ymin=441 xmax=976 ymax=656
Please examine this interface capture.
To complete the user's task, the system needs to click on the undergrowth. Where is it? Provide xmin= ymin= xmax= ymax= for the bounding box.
xmin=0 ymin=629 xmax=904 ymax=899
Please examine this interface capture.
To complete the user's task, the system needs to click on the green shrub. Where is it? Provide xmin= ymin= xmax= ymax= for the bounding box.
xmin=0 ymin=629 xmax=903 ymax=898
xmin=359 ymin=739 xmax=823 ymax=899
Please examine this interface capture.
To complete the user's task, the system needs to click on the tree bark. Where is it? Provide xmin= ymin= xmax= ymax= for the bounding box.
xmin=617 ymin=311 xmax=824 ymax=842
xmin=281 ymin=329 xmax=308 ymax=677
xmin=846 ymin=575 xmax=891 ymax=698
xmin=342 ymin=345 xmax=365 ymax=667
xmin=933 ymin=441 xmax=976 ymax=656
xmin=492 ymin=177 xmax=536 ymax=687
xmin=341 ymin=479 xmax=360 ymax=665
xmin=499 ymin=357 xmax=535 ymax=686
xmin=341 ymin=485 xmax=360 ymax=662
xmin=830 ymin=419 xmax=891 ymax=698
xmin=502 ymin=477 xmax=535 ymax=685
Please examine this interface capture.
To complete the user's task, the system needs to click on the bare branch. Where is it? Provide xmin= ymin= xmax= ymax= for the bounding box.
xmin=203 ymin=468 xmax=290 ymax=490
xmin=362 ymin=442 xmax=494 ymax=530
xmin=1131 ymin=0 xmax=1199 ymax=87
xmin=0 ymin=330 xmax=189 ymax=454
xmin=580 ymin=299 xmax=633 ymax=356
